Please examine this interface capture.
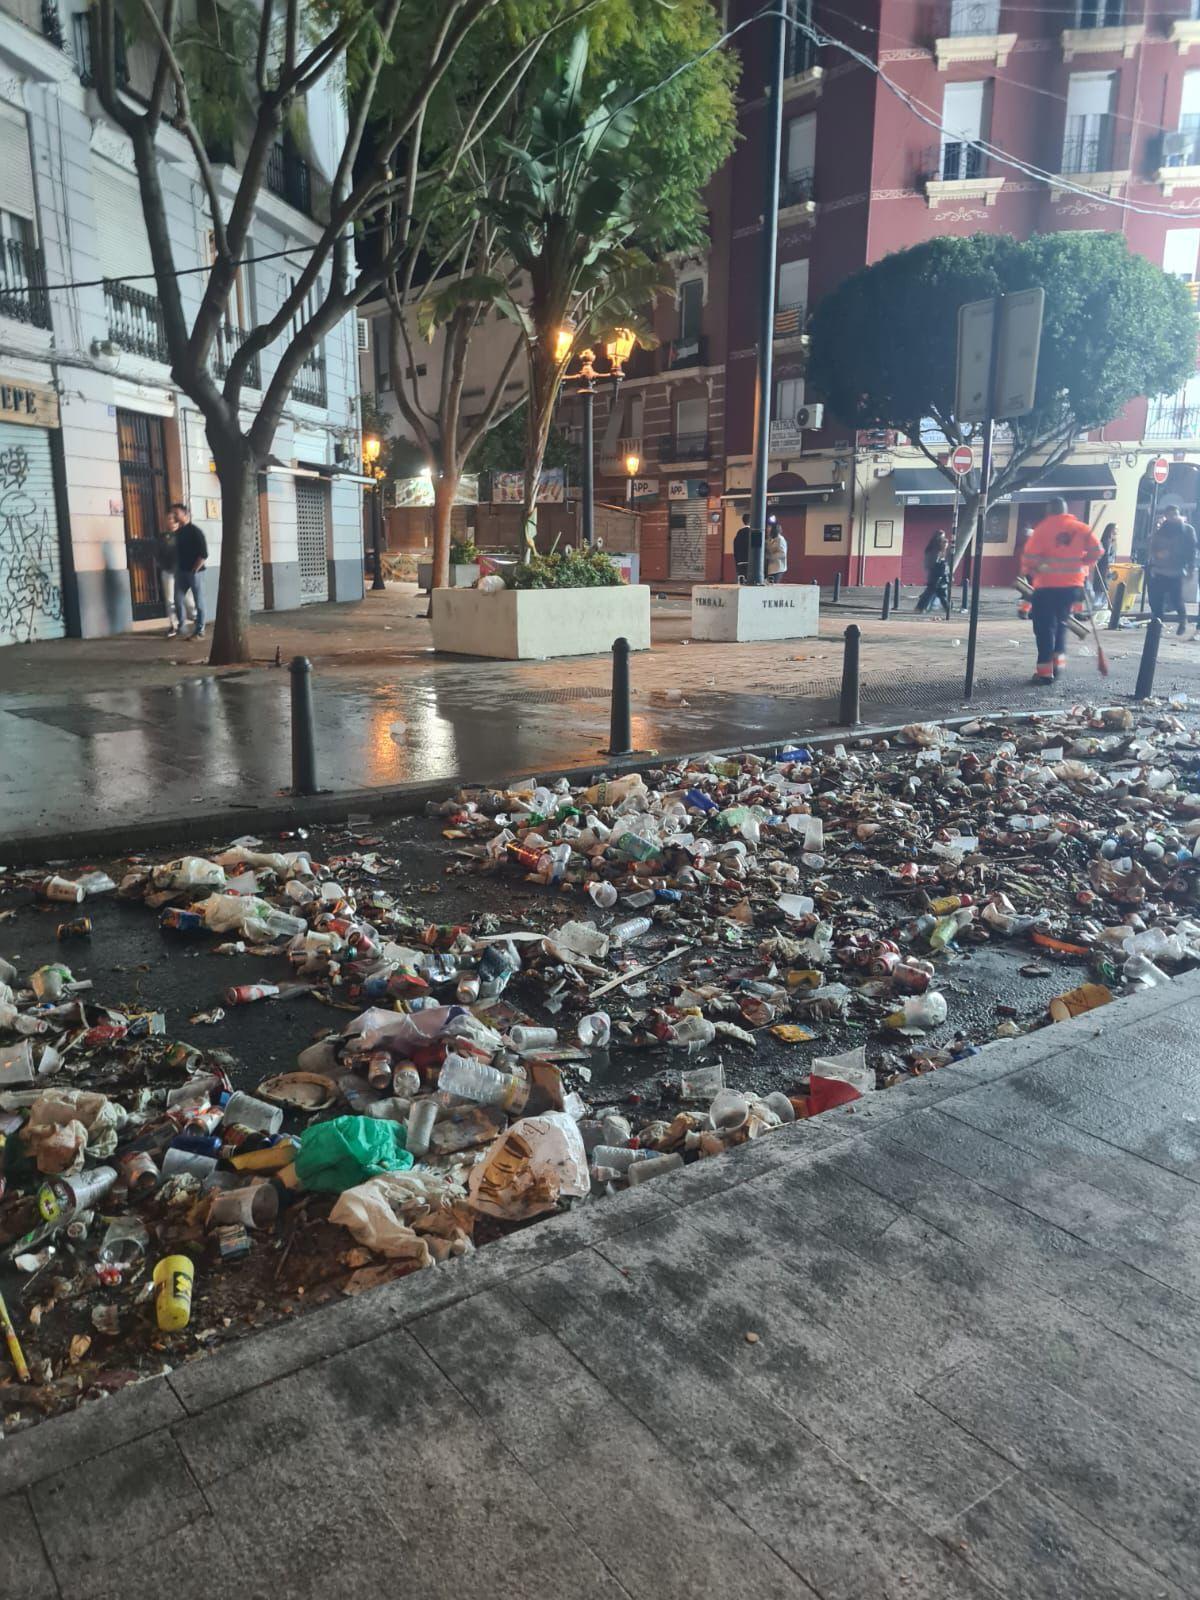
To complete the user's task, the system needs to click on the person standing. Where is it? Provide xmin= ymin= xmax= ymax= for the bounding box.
xmin=914 ymin=530 xmax=951 ymax=616
xmin=1020 ymin=497 xmax=1102 ymax=683
xmin=733 ymin=514 xmax=751 ymax=583
xmin=765 ymin=517 xmax=788 ymax=583
xmin=1094 ymin=521 xmax=1116 ymax=601
xmin=171 ymin=503 xmax=208 ymax=641
xmin=1145 ymin=504 xmax=1196 ymax=638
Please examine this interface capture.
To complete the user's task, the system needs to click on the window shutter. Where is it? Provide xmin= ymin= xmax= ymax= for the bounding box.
xmin=0 ymin=101 xmax=36 ymax=221
xmin=92 ymin=163 xmax=153 ymax=281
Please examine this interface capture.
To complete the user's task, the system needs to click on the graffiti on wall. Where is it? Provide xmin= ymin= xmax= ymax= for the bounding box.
xmin=0 ymin=443 xmax=63 ymax=644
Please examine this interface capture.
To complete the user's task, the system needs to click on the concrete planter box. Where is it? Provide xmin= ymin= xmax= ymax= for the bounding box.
xmin=691 ymin=583 xmax=819 ymax=642
xmin=417 ymin=561 xmax=479 ymax=591
xmin=432 ymin=584 xmax=651 ymax=659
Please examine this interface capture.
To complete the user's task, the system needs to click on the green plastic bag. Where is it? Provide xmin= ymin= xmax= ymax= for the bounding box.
xmin=294 ymin=1115 xmax=414 ymax=1193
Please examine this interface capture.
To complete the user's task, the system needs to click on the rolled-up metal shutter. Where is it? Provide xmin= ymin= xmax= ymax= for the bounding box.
xmin=0 ymin=100 xmax=35 ymax=220
xmin=0 ymin=424 xmax=66 ymax=645
xmin=92 ymin=161 xmax=153 ymax=280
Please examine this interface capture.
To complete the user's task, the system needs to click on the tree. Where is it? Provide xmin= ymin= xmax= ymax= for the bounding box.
xmin=469 ymin=403 xmax=577 ymax=477
xmin=91 ymin=0 xmax=544 ymax=664
xmin=404 ymin=3 xmax=735 ymax=577
xmin=807 ymin=232 xmax=1196 ymax=561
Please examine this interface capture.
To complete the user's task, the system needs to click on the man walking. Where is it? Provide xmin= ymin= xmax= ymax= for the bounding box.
xmin=171 ymin=503 xmax=208 ymax=641
xmin=1145 ymin=504 xmax=1196 ymax=638
xmin=1020 ymin=497 xmax=1101 ymax=684
xmin=733 ymin=514 xmax=751 ymax=583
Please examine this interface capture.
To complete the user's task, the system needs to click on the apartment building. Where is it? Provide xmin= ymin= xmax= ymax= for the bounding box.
xmin=0 ymin=0 xmax=363 ymax=648
xmin=594 ymin=0 xmax=1200 ymax=587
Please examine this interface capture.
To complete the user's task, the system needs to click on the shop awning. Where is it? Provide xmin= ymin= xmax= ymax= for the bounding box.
xmin=891 ymin=463 xmax=1118 ymax=506
xmin=720 ymin=481 xmax=844 ymax=505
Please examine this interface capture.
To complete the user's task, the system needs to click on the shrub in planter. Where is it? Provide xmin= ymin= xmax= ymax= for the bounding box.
xmin=449 ymin=539 xmax=480 ymax=565
xmin=505 ymin=547 xmax=623 ymax=590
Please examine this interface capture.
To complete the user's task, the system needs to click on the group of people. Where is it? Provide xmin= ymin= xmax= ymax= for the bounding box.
xmin=733 ymin=514 xmax=789 ymax=582
xmin=154 ymin=504 xmax=209 ymax=640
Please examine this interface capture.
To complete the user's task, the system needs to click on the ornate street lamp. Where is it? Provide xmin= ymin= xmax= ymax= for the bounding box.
xmin=362 ymin=433 xmax=386 ymax=591
xmin=560 ymin=327 xmax=637 ymax=546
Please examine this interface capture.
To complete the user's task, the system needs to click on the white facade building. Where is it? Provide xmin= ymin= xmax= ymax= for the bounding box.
xmin=0 ymin=0 xmax=363 ymax=647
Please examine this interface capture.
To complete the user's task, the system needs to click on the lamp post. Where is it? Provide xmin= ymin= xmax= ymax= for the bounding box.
xmin=559 ymin=326 xmax=636 ymax=547
xmin=362 ymin=434 xmax=386 ymax=591
xmin=624 ymin=449 xmax=641 ymax=506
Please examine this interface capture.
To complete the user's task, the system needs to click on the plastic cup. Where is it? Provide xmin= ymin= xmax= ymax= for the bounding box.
xmin=207 ymin=1182 xmax=279 ymax=1229
xmin=221 ymin=1091 xmax=284 ymax=1135
xmin=161 ymin=1147 xmax=218 ymax=1181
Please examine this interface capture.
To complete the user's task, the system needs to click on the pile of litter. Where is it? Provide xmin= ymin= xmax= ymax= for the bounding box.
xmin=3 ymin=702 xmax=1200 ymax=1427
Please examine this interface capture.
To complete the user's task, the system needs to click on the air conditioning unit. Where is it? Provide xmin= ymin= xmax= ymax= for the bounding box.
xmin=356 ymin=318 xmax=370 ymax=351
xmin=795 ymin=403 xmax=824 ymax=430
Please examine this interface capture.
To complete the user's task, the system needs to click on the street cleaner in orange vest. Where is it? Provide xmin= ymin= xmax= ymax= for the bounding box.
xmin=1020 ymin=497 xmax=1102 ymax=683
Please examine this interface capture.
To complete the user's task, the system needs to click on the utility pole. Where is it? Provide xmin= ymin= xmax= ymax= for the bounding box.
xmin=746 ymin=1 xmax=787 ymax=586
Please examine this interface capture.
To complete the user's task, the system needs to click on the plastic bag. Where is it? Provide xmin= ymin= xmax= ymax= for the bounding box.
xmin=467 ymin=1111 xmax=590 ymax=1220
xmin=329 ymin=1168 xmax=471 ymax=1263
xmin=294 ymin=1115 xmax=414 ymax=1193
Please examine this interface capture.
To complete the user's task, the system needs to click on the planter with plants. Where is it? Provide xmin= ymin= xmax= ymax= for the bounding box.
xmin=431 ymin=547 xmax=650 ymax=659
xmin=418 ymin=540 xmax=480 ymax=592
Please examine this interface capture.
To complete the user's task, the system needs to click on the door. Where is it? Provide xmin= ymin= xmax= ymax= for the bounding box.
xmin=116 ymin=409 xmax=170 ymax=620
xmin=295 ymin=478 xmax=329 ymax=602
xmin=669 ymin=483 xmax=707 ymax=580
xmin=0 ymin=424 xmax=65 ymax=645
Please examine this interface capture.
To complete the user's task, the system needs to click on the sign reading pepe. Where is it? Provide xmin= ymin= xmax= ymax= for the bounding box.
xmin=0 ymin=378 xmax=59 ymax=429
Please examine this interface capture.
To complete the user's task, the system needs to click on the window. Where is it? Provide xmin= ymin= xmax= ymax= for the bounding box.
xmin=1163 ymin=230 xmax=1200 ymax=282
xmin=674 ymin=396 xmax=708 ymax=449
xmin=627 ymin=394 xmax=644 ymax=437
xmin=778 ymin=258 xmax=809 ymax=312
xmin=1072 ymin=0 xmax=1122 ymax=24
xmin=1062 ymin=72 xmax=1116 ymax=172
xmin=940 ymin=80 xmax=987 ymax=180
xmin=0 ymin=209 xmax=46 ymax=327
xmin=373 ymin=326 xmax=390 ymax=393
xmin=1176 ymin=73 xmax=1200 ymax=166
xmin=948 ymin=0 xmax=1001 ymax=35
xmin=678 ymin=278 xmax=703 ymax=343
xmin=783 ymin=113 xmax=816 ymax=205
xmin=774 ymin=376 xmax=805 ymax=422
xmin=206 ymin=230 xmax=255 ymax=331
xmin=783 ymin=0 xmax=815 ymax=78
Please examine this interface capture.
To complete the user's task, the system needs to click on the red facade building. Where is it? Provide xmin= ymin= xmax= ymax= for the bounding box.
xmin=594 ymin=0 xmax=1200 ymax=587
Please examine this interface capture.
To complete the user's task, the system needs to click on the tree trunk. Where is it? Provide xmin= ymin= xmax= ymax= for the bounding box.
xmin=522 ymin=338 xmax=559 ymax=559
xmin=432 ymin=473 xmax=457 ymax=590
xmin=951 ymin=491 xmax=982 ymax=568
xmin=208 ymin=441 xmax=259 ymax=666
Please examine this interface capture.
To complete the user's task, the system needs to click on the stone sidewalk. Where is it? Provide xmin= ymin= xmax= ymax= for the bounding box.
xmin=4 ymin=973 xmax=1199 ymax=1600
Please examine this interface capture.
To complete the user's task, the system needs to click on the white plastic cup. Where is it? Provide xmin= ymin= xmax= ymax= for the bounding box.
xmin=161 ymin=1147 xmax=218 ymax=1181
xmin=221 ymin=1091 xmax=284 ymax=1135
xmin=406 ymin=1098 xmax=438 ymax=1158
xmin=207 ymin=1182 xmax=279 ymax=1229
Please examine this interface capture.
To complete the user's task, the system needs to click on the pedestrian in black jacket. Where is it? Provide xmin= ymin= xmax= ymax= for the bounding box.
xmin=170 ymin=503 xmax=208 ymax=641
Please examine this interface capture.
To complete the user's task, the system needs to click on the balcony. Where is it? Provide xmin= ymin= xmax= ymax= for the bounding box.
xmin=1155 ymin=117 xmax=1200 ymax=195
xmin=0 ymin=232 xmax=49 ymax=328
xmin=212 ymin=324 xmax=261 ymax=389
xmin=267 ymin=140 xmax=312 ymax=216
xmin=667 ymin=333 xmax=706 ymax=370
xmin=774 ymin=304 xmax=807 ymax=346
xmin=1061 ymin=3 xmax=1142 ymax=60
xmin=1171 ymin=14 xmax=1200 ymax=54
xmin=921 ymin=141 xmax=1005 ymax=207
xmin=104 ymin=278 xmax=168 ymax=362
xmin=291 ymin=347 xmax=326 ymax=406
xmin=1053 ymin=113 xmax=1130 ymax=196
xmin=782 ymin=28 xmax=822 ymax=103
xmin=600 ymin=434 xmax=643 ymax=474
xmin=73 ymin=10 xmax=157 ymax=98
xmin=659 ymin=433 xmax=710 ymax=464
xmin=932 ymin=0 xmax=1016 ymax=70
xmin=1145 ymin=398 xmax=1200 ymax=443
xmin=779 ymin=167 xmax=815 ymax=216
xmin=0 ymin=0 xmax=64 ymax=47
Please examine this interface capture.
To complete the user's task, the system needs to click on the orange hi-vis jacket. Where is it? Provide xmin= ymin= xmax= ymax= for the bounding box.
xmin=1021 ymin=512 xmax=1102 ymax=590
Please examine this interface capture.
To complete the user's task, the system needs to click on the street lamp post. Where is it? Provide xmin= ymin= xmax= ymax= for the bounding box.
xmin=624 ymin=449 xmax=641 ymax=506
xmin=362 ymin=434 xmax=386 ymax=591
xmin=559 ymin=327 xmax=637 ymax=547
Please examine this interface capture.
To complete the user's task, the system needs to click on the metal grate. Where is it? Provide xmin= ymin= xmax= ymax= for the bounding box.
xmin=505 ymin=688 xmax=611 ymax=703
xmin=250 ymin=494 xmax=264 ymax=611
xmin=295 ymin=480 xmax=328 ymax=602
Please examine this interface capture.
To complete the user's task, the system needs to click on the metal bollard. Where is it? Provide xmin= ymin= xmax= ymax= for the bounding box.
xmin=960 ymin=576 xmax=969 ymax=612
xmin=832 ymin=572 xmax=841 ymax=603
xmin=880 ymin=583 xmax=891 ymax=621
xmin=290 ymin=656 xmax=318 ymax=796
xmin=1107 ymin=581 xmax=1125 ymax=631
xmin=892 ymin=577 xmax=900 ymax=609
xmin=607 ymin=636 xmax=632 ymax=756
xmin=1134 ymin=617 xmax=1163 ymax=701
xmin=839 ymin=624 xmax=861 ymax=726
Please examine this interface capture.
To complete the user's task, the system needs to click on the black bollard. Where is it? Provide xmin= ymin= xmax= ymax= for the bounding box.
xmin=960 ymin=576 xmax=969 ymax=612
xmin=1107 ymin=580 xmax=1126 ymax=630
xmin=839 ymin=624 xmax=861 ymax=726
xmin=892 ymin=576 xmax=900 ymax=609
xmin=607 ymin=636 xmax=632 ymax=756
xmin=881 ymin=583 xmax=891 ymax=620
xmin=832 ymin=572 xmax=841 ymax=603
xmin=1134 ymin=617 xmax=1163 ymax=701
xmin=290 ymin=655 xmax=318 ymax=796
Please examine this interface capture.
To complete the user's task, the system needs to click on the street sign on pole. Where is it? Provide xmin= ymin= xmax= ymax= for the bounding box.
xmin=955 ymin=289 xmax=1044 ymax=423
xmin=950 ymin=445 xmax=975 ymax=476
xmin=1152 ymin=456 xmax=1170 ymax=485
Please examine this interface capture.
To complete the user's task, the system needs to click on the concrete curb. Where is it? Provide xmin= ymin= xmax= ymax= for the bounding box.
xmin=1 ymin=963 xmax=1195 ymax=1492
xmin=1 ymin=704 xmax=1100 ymax=866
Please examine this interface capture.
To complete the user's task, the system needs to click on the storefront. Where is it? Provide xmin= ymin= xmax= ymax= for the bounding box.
xmin=0 ymin=378 xmax=68 ymax=648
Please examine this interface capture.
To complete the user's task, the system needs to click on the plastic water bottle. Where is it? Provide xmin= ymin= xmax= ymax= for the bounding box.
xmin=438 ymin=1054 xmax=528 ymax=1110
xmin=627 ymin=1153 xmax=684 ymax=1185
xmin=591 ymin=1146 xmax=656 ymax=1173
xmin=1124 ymin=952 xmax=1170 ymax=987
xmin=509 ymin=1026 xmax=557 ymax=1051
xmin=610 ymin=917 xmax=652 ymax=947
xmin=667 ymin=1016 xmax=715 ymax=1048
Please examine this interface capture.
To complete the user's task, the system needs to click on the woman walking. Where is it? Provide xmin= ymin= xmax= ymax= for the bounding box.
xmin=915 ymin=530 xmax=951 ymax=616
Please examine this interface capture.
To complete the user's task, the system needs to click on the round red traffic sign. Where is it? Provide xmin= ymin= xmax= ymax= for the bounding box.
xmin=950 ymin=445 xmax=975 ymax=477
xmin=1152 ymin=456 xmax=1170 ymax=485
